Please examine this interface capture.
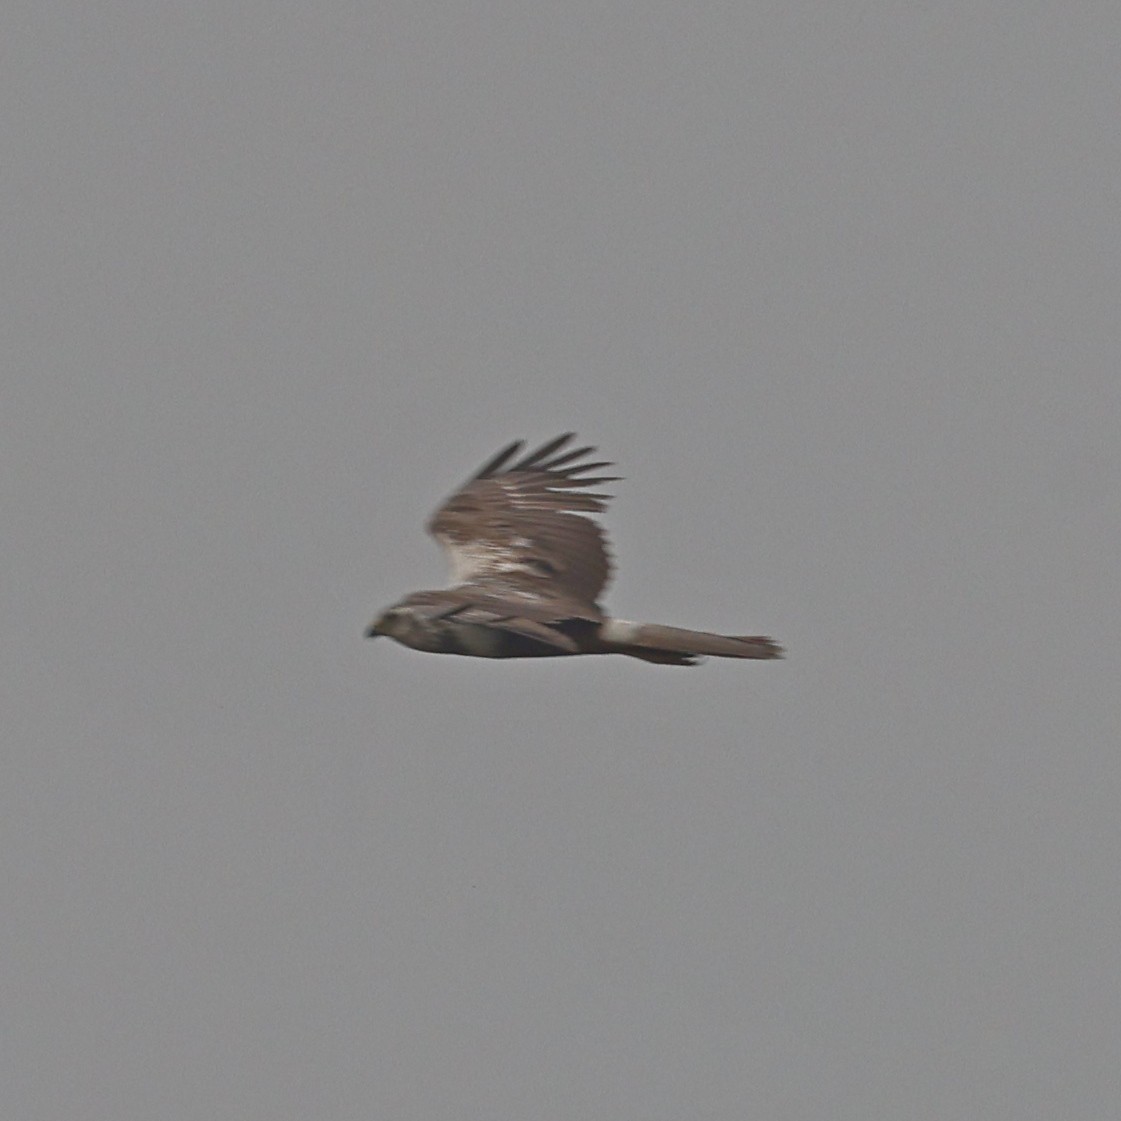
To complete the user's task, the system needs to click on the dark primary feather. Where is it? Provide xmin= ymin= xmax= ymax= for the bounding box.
xmin=505 ymin=432 xmax=577 ymax=470
xmin=469 ymin=439 xmax=525 ymax=480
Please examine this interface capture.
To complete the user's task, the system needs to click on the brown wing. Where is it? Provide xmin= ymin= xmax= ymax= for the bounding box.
xmin=427 ymin=433 xmax=620 ymax=606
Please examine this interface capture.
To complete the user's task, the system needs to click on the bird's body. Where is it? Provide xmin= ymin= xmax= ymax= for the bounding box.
xmin=366 ymin=434 xmax=783 ymax=666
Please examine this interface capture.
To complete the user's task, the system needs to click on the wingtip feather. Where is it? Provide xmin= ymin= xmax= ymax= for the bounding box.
xmin=513 ymin=433 xmax=577 ymax=470
xmin=473 ymin=439 xmax=525 ymax=479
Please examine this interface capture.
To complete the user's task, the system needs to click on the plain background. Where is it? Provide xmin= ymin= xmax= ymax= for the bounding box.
xmin=5 ymin=3 xmax=1119 ymax=1118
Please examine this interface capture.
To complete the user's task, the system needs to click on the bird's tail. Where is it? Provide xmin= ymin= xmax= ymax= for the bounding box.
xmin=597 ymin=619 xmax=784 ymax=666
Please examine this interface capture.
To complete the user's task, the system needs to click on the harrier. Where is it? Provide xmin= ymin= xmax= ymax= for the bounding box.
xmin=366 ymin=434 xmax=783 ymax=666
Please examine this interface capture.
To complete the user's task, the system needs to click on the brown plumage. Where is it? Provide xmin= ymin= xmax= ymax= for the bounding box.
xmin=366 ymin=434 xmax=783 ymax=666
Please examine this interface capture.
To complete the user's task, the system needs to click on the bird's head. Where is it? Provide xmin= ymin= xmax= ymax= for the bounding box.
xmin=364 ymin=606 xmax=399 ymax=639
xmin=365 ymin=602 xmax=444 ymax=651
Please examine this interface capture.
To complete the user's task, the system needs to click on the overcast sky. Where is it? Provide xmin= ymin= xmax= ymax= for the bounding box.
xmin=5 ymin=3 xmax=1120 ymax=1118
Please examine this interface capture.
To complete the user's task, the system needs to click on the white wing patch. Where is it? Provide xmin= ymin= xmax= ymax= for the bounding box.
xmin=442 ymin=539 xmax=545 ymax=586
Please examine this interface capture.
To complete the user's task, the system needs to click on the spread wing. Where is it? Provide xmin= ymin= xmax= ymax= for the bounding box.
xmin=427 ymin=433 xmax=620 ymax=607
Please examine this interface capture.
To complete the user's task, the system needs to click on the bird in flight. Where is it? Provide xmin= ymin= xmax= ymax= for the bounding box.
xmin=366 ymin=434 xmax=783 ymax=666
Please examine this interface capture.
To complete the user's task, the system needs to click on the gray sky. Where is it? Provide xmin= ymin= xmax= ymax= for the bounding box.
xmin=5 ymin=2 xmax=1120 ymax=1118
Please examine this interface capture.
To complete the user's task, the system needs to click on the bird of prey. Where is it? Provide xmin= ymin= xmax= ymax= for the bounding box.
xmin=365 ymin=434 xmax=783 ymax=666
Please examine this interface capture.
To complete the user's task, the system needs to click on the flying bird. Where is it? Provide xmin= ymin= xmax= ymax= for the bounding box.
xmin=366 ymin=434 xmax=783 ymax=666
